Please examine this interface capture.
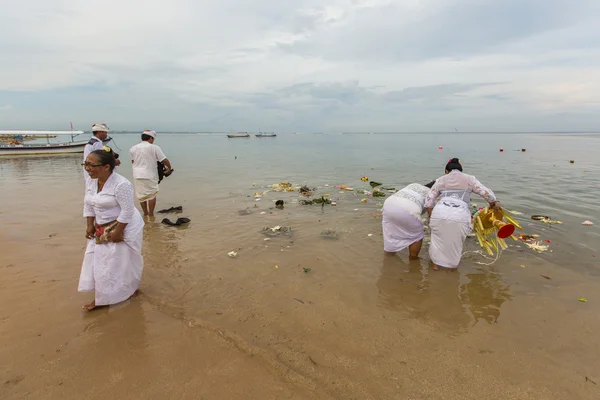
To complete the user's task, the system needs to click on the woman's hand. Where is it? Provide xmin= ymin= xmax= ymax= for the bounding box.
xmin=110 ymin=229 xmax=124 ymax=243
xmin=489 ymin=201 xmax=500 ymax=210
xmin=85 ymin=226 xmax=96 ymax=239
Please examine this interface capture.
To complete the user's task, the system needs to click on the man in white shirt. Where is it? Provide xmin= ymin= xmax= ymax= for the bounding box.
xmin=129 ymin=130 xmax=173 ymax=216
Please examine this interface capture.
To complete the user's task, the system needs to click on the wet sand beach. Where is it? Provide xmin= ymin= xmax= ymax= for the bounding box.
xmin=1 ymin=133 xmax=599 ymax=399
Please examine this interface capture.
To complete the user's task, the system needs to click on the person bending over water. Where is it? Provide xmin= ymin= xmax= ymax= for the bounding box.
xmin=424 ymin=158 xmax=498 ymax=271
xmin=382 ymin=180 xmax=435 ymax=259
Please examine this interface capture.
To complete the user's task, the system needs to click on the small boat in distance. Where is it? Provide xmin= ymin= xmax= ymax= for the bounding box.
xmin=255 ymin=132 xmax=276 ymax=138
xmin=227 ymin=132 xmax=250 ymax=138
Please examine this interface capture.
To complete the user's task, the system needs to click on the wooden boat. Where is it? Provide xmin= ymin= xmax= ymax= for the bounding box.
xmin=255 ymin=132 xmax=277 ymax=138
xmin=227 ymin=132 xmax=250 ymax=138
xmin=0 ymin=130 xmax=111 ymax=156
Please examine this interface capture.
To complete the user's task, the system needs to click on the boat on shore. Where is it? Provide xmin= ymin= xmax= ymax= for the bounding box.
xmin=255 ymin=132 xmax=277 ymax=138
xmin=0 ymin=130 xmax=111 ymax=156
xmin=227 ymin=132 xmax=250 ymax=138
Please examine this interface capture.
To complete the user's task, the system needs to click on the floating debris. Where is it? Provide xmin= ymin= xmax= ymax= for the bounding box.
xmin=507 ymin=210 xmax=523 ymax=215
xmin=262 ymin=226 xmax=293 ymax=237
xmin=275 ymin=200 xmax=284 ymax=209
xmin=361 ymin=176 xmax=369 ymax=182
xmin=227 ymin=251 xmax=238 ymax=258
xmin=271 ymin=182 xmax=295 ymax=192
xmin=320 ymin=229 xmax=339 ymax=239
xmin=582 ymin=220 xmax=594 ymax=226
xmin=299 ymin=185 xmax=314 ymax=197
xmin=360 ymin=198 xmax=368 ymax=203
xmin=524 ymin=241 xmax=549 ymax=253
xmin=531 ymin=215 xmax=563 ymax=224
xmin=372 ymin=189 xmax=386 ymax=198
xmin=369 ymin=181 xmax=382 ymax=188
xmin=578 ymin=297 xmax=587 ymax=303
xmin=303 ymin=268 xmax=312 ymax=273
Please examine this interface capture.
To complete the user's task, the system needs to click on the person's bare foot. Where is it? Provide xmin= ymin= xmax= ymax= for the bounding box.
xmin=82 ymin=300 xmax=96 ymax=311
xmin=128 ymin=289 xmax=140 ymax=300
xmin=432 ymin=264 xmax=440 ymax=271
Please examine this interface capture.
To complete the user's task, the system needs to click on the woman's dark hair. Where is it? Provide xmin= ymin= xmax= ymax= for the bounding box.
xmin=90 ymin=148 xmax=117 ymax=171
xmin=424 ymin=180 xmax=436 ymax=188
xmin=142 ymin=133 xmax=152 ymax=141
xmin=445 ymin=157 xmax=463 ymax=173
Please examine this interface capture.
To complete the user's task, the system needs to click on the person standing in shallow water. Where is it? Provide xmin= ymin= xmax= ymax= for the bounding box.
xmin=83 ymin=124 xmax=120 ymax=187
xmin=424 ymin=158 xmax=498 ymax=271
xmin=382 ymin=180 xmax=435 ymax=259
xmin=129 ymin=130 xmax=173 ymax=216
xmin=80 ymin=148 xmax=144 ymax=311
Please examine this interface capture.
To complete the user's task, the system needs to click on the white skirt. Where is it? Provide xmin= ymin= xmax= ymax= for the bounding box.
xmin=382 ymin=196 xmax=424 ymax=252
xmin=134 ymin=178 xmax=159 ymax=202
xmin=78 ymin=211 xmax=144 ymax=306
xmin=428 ymin=218 xmax=471 ymax=268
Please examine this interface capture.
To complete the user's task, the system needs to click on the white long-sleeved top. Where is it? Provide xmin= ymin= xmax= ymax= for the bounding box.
xmin=84 ymin=172 xmax=137 ymax=225
xmin=424 ymin=170 xmax=496 ymax=223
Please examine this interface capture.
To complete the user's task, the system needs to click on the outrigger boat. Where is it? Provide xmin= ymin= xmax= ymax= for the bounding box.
xmin=0 ymin=130 xmax=111 ymax=156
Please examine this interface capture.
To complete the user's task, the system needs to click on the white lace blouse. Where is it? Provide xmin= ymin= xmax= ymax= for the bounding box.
xmin=83 ymin=172 xmax=136 ymax=225
xmin=424 ymin=170 xmax=496 ymax=222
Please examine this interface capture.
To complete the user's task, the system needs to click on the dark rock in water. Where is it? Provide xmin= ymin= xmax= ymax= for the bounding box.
xmin=275 ymin=200 xmax=284 ymax=209
xmin=238 ymin=209 xmax=252 ymax=216
xmin=158 ymin=206 xmax=183 ymax=214
xmin=161 ymin=217 xmax=191 ymax=226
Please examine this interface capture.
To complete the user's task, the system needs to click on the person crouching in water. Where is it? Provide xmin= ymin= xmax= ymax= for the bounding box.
xmin=424 ymin=158 xmax=498 ymax=270
xmin=129 ymin=130 xmax=173 ymax=216
xmin=382 ymin=181 xmax=435 ymax=259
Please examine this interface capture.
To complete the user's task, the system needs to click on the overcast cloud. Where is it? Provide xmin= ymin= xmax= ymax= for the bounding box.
xmin=1 ymin=0 xmax=599 ymax=132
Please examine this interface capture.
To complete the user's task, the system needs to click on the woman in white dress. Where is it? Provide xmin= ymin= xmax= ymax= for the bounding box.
xmin=424 ymin=158 xmax=498 ymax=270
xmin=79 ymin=148 xmax=145 ymax=310
xmin=382 ymin=180 xmax=435 ymax=258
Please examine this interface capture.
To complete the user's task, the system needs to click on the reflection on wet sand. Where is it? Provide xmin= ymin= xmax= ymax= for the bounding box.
xmin=459 ymin=268 xmax=513 ymax=325
xmin=141 ymin=217 xmax=194 ymax=317
xmin=376 ymin=254 xmax=512 ymax=332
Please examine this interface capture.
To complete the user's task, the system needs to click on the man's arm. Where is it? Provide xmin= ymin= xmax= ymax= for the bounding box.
xmin=162 ymin=158 xmax=172 ymax=171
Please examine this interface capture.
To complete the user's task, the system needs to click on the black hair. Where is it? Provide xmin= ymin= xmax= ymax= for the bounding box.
xmin=142 ymin=134 xmax=152 ymax=141
xmin=90 ymin=148 xmax=117 ymax=171
xmin=445 ymin=157 xmax=463 ymax=173
xmin=424 ymin=180 xmax=436 ymax=188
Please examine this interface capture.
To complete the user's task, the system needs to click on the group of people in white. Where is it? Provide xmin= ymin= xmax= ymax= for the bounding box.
xmin=382 ymin=157 xmax=498 ymax=270
xmin=79 ymin=123 xmax=172 ymax=310
xmin=77 ymin=127 xmax=497 ymax=310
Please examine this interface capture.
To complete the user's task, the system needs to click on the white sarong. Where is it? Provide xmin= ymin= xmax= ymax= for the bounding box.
xmin=134 ymin=178 xmax=159 ymax=202
xmin=78 ymin=214 xmax=144 ymax=305
xmin=382 ymin=196 xmax=425 ymax=252
xmin=428 ymin=217 xmax=471 ymax=269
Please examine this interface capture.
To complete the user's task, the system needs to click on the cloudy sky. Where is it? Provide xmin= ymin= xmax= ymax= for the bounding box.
xmin=1 ymin=0 xmax=599 ymax=132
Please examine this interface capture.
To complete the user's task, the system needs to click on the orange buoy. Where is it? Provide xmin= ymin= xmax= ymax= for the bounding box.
xmin=438 ymin=146 xmax=443 ymax=150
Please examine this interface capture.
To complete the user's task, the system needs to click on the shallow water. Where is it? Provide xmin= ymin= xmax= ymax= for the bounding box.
xmin=1 ymin=133 xmax=599 ymax=399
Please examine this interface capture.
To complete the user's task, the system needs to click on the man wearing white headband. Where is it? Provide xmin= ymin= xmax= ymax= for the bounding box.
xmin=83 ymin=124 xmax=110 ymax=184
xmin=129 ymin=130 xmax=173 ymax=216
